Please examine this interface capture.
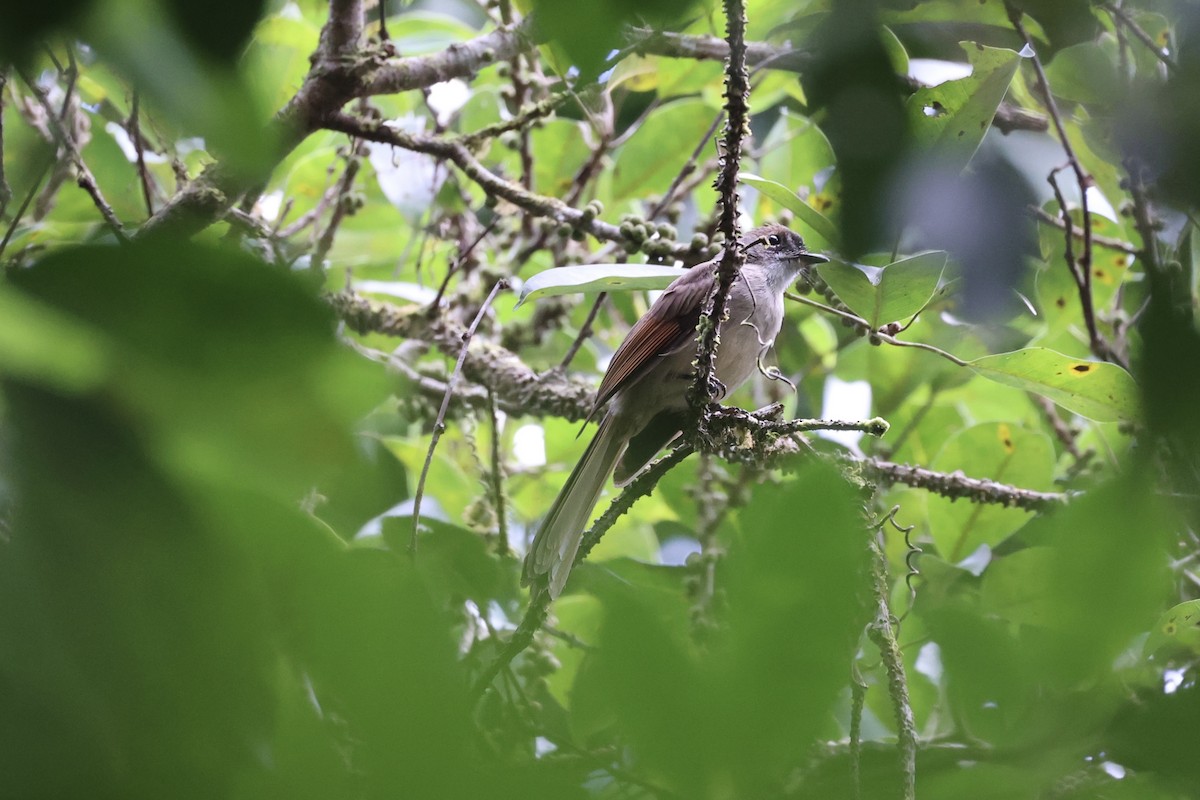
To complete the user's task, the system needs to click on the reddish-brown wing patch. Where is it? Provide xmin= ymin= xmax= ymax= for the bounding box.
xmin=587 ymin=263 xmax=712 ymax=421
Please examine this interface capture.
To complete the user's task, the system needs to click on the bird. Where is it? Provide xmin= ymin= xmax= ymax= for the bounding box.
xmin=522 ymin=223 xmax=829 ymax=598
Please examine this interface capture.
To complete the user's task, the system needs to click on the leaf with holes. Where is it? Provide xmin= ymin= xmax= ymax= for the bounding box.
xmin=815 ymin=251 xmax=947 ymax=329
xmin=969 ymin=348 xmax=1139 ymax=422
xmin=516 ymin=264 xmax=685 ymax=307
xmin=741 ymin=173 xmax=840 ymax=252
xmin=906 ymin=43 xmax=1024 ymax=172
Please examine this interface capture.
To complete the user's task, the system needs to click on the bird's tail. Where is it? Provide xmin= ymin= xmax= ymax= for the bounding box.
xmin=522 ymin=414 xmax=624 ymax=598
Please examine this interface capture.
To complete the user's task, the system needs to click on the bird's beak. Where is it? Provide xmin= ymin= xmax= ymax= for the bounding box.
xmin=799 ymin=252 xmax=830 ymax=264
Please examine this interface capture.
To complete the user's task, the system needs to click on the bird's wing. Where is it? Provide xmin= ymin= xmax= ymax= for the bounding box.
xmin=587 ymin=262 xmax=714 ymax=421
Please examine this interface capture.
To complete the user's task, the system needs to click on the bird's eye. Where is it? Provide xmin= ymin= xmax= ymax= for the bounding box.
xmin=767 ymin=234 xmax=781 ymax=246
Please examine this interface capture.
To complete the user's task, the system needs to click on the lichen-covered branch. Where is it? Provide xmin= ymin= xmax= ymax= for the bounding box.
xmin=330 ymin=290 xmax=595 ymax=421
xmin=689 ymin=0 xmax=751 ymax=415
xmin=848 ymin=455 xmax=1070 ymax=511
xmin=320 ymin=111 xmax=704 ymax=260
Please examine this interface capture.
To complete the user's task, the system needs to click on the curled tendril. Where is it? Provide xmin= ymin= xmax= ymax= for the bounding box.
xmin=872 ymin=505 xmax=920 ymax=627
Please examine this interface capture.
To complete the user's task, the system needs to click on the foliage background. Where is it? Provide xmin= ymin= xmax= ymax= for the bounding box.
xmin=2 ymin=0 xmax=1199 ymax=798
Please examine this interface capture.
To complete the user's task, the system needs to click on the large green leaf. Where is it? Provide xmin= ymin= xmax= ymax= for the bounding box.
xmin=741 ymin=172 xmax=840 ymax=251
xmin=815 ymin=251 xmax=948 ymax=329
xmin=575 ymin=461 xmax=868 ymax=797
xmin=0 ymin=288 xmax=112 ymax=393
xmin=516 ymin=263 xmax=685 ymax=307
xmin=968 ymin=348 xmax=1139 ymax=422
xmin=906 ymin=43 xmax=1024 ymax=172
xmin=611 ymin=99 xmax=717 ymax=201
xmin=927 ymin=422 xmax=1055 ymax=562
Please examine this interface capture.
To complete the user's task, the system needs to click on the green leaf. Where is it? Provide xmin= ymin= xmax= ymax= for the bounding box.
xmin=516 ymin=264 xmax=685 ymax=307
xmin=9 ymin=241 xmax=392 ymax=502
xmin=927 ymin=422 xmax=1055 ymax=562
xmin=1145 ymin=600 xmax=1200 ymax=658
xmin=906 ymin=43 xmax=1023 ymax=172
xmin=815 ymin=251 xmax=948 ymax=329
xmin=1044 ymin=37 xmax=1120 ymax=106
xmin=612 ymin=99 xmax=716 ymax=201
xmin=531 ymin=119 xmax=593 ymax=196
xmin=968 ymin=348 xmax=1139 ymax=422
xmin=0 ymin=288 xmax=112 ymax=393
xmin=741 ymin=172 xmax=840 ymax=251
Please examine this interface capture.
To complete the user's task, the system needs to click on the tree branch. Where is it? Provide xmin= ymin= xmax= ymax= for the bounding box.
xmin=331 ymin=290 xmax=596 ymax=420
xmin=320 ymin=111 xmax=705 ymax=260
xmin=689 ymin=0 xmax=751 ymax=415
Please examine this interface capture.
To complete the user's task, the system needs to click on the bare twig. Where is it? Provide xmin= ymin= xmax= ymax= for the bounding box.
xmin=321 ymin=112 xmax=703 ymax=261
xmin=1029 ymin=205 xmax=1139 ymax=256
xmin=786 ymin=292 xmax=971 ymax=366
xmin=428 ymin=218 xmax=498 ymax=313
xmin=128 ymin=91 xmax=155 ymax=216
xmin=558 ymin=292 xmax=608 ymax=370
xmin=486 ymin=388 xmax=510 ymax=556
xmin=1104 ymin=3 xmax=1176 ymax=73
xmin=0 ymin=157 xmax=53 ymax=262
xmin=15 ymin=67 xmax=128 ymax=242
xmin=0 ymin=71 xmax=10 ymax=216
xmin=1007 ymin=4 xmax=1113 ymax=365
xmin=411 ymin=279 xmax=508 ymax=553
xmin=310 ymin=146 xmax=362 ymax=268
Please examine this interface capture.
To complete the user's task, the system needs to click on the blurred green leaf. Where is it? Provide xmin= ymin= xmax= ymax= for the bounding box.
xmin=1044 ymin=37 xmax=1121 ymax=106
xmin=82 ymin=1 xmax=279 ymax=181
xmin=969 ymin=347 xmax=1140 ymax=422
xmin=0 ymin=287 xmax=112 ymax=392
xmin=531 ymin=119 xmax=593 ymax=196
xmin=9 ymin=241 xmax=391 ymax=502
xmin=381 ymin=516 xmax=520 ymax=606
xmin=163 ymin=0 xmax=266 ymax=62
xmin=577 ymin=460 xmax=868 ymax=797
xmin=816 ymin=251 xmax=948 ymax=329
xmin=315 ymin=434 xmax=409 ymax=540
xmin=1144 ymin=599 xmax=1200 ymax=658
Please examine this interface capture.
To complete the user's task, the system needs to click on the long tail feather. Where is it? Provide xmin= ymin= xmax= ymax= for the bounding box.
xmin=523 ymin=415 xmax=624 ymax=598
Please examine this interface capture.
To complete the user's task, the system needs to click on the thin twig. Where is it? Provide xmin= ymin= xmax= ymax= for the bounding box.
xmin=1028 ymin=205 xmax=1138 ymax=256
xmin=1103 ymin=3 xmax=1176 ymax=73
xmin=411 ymin=279 xmax=508 ymax=553
xmin=376 ymin=0 xmax=389 ymax=41
xmin=428 ymin=217 xmax=497 ymax=314
xmin=648 ymin=111 xmax=724 ymax=221
xmin=486 ymin=387 xmax=510 ymax=556
xmin=0 ymin=71 xmax=10 ymax=217
xmin=322 ymin=112 xmax=703 ymax=261
xmin=849 ymin=664 xmax=867 ymax=800
xmin=471 ymin=581 xmax=552 ymax=699
xmin=0 ymin=157 xmax=52 ymax=262
xmin=310 ymin=147 xmax=362 ymax=268
xmin=15 ymin=67 xmax=128 ymax=242
xmin=786 ymin=292 xmax=971 ymax=366
xmin=129 ymin=90 xmax=155 ymax=216
xmin=558 ymin=291 xmax=608 ymax=370
xmin=1007 ymin=5 xmax=1110 ymax=364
